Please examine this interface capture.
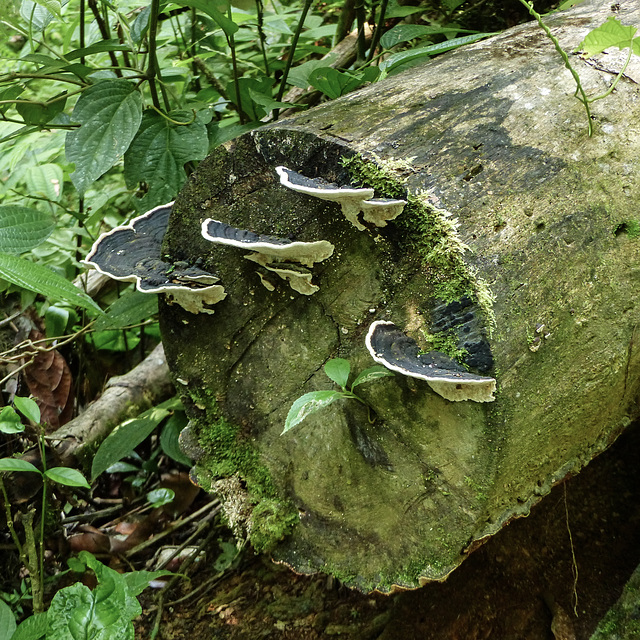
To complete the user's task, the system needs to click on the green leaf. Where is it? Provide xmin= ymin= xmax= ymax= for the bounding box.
xmin=123 ymin=110 xmax=208 ymax=210
xmin=0 ymin=458 xmax=41 ymax=474
xmin=282 ymin=390 xmax=345 ymax=434
xmin=146 ymin=487 xmax=175 ymax=507
xmin=207 ymin=122 xmax=256 ymax=149
xmin=13 ymin=396 xmax=40 ymax=424
xmin=0 ymin=598 xmax=16 ymax=640
xmin=45 ymin=304 xmax=70 ymax=338
xmin=176 ymin=0 xmax=238 ymax=36
xmin=65 ymin=40 xmax=133 ymax=61
xmin=33 ymin=0 xmax=61 ymax=17
xmin=0 ymin=86 xmax=23 ymax=116
xmin=65 ymin=80 xmax=143 ymax=195
xmin=308 ymin=67 xmax=376 ymax=100
xmin=577 ymin=16 xmax=637 ymax=58
xmin=324 ymin=358 xmax=350 ymax=389
xmin=123 ymin=569 xmax=172 ymax=597
xmin=160 ymin=411 xmax=192 ymax=466
xmin=380 ymin=32 xmax=497 ymax=73
xmin=45 ymin=467 xmax=91 ymax=488
xmin=10 ymin=612 xmax=47 ymax=640
xmin=0 ymin=406 xmax=24 ymax=434
xmin=86 ymin=328 xmax=140 ymax=352
xmin=24 ymin=163 xmax=64 ymax=202
xmin=91 ymin=406 xmax=171 ymax=480
xmin=0 ymin=252 xmax=103 ymax=314
xmin=20 ymin=0 xmax=54 ymax=31
xmin=0 ymin=205 xmax=54 ymax=254
xmin=350 ymin=365 xmax=395 ymax=389
xmin=380 ymin=24 xmax=476 ymax=49
xmin=94 ymin=289 xmax=158 ymax=330
xmin=16 ymin=97 xmax=66 ymax=126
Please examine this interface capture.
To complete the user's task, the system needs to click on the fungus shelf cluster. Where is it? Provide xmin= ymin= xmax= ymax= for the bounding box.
xmin=84 ymin=165 xmax=495 ymax=402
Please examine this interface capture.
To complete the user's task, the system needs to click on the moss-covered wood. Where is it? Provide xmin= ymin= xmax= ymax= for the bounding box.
xmin=160 ymin=0 xmax=640 ymax=591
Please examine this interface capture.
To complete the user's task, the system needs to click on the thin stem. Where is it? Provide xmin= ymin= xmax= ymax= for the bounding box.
xmin=22 ymin=510 xmax=43 ymax=614
xmin=227 ymin=2 xmax=246 ymax=124
xmin=588 ymin=42 xmax=633 ymax=103
xmin=367 ymin=0 xmax=389 ymax=63
xmin=517 ymin=0 xmax=592 ymax=135
xmin=146 ymin=0 xmax=164 ymax=110
xmin=354 ymin=0 xmax=367 ymax=65
xmin=274 ymin=0 xmax=314 ymax=118
xmin=255 ymin=0 xmax=269 ymax=76
xmin=0 ymin=479 xmax=24 ymax=558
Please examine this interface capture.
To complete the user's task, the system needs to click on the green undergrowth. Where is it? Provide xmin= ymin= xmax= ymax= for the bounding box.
xmin=189 ymin=390 xmax=298 ymax=553
xmin=341 ymin=154 xmax=496 ymax=332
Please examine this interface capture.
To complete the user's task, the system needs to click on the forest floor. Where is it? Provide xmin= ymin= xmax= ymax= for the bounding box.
xmin=133 ymin=420 xmax=640 ymax=640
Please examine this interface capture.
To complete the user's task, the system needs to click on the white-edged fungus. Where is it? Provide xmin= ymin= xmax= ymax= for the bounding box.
xmin=201 ymin=219 xmax=334 ymax=268
xmin=360 ymin=198 xmax=407 ymax=227
xmin=365 ymin=320 xmax=496 ymax=403
xmin=83 ymin=202 xmax=226 ymax=315
xmin=201 ymin=219 xmax=333 ymax=295
xmin=276 ymin=166 xmax=374 ymax=231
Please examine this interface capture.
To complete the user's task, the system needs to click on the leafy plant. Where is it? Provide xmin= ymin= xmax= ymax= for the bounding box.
xmin=282 ymin=358 xmax=394 ymax=434
xmin=517 ymin=0 xmax=640 ymax=136
xmin=9 ymin=551 xmax=170 ymax=640
xmin=0 ymin=398 xmax=90 ymax=615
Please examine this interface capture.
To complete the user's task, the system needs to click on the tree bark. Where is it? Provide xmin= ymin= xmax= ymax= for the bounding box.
xmin=161 ymin=0 xmax=640 ymax=592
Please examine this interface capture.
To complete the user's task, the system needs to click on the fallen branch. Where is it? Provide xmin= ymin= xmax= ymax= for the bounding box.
xmin=50 ymin=343 xmax=174 ymax=467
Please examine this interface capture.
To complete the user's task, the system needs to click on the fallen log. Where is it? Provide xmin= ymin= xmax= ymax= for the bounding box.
xmin=160 ymin=0 xmax=640 ymax=591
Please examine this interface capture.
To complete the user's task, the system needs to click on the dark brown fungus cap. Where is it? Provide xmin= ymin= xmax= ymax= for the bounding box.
xmin=365 ymin=320 xmax=496 ymax=402
xmin=83 ymin=202 xmax=226 ymax=315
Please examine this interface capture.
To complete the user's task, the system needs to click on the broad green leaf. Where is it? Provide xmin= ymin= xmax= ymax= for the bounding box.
xmin=380 ymin=32 xmax=497 ymax=73
xmin=0 ymin=86 xmax=23 ymax=116
xmin=0 ymin=458 xmax=41 ymax=474
xmin=380 ymin=24 xmax=476 ymax=49
xmin=226 ymin=76 xmax=273 ymax=121
xmin=146 ymin=487 xmax=175 ymax=507
xmin=91 ymin=406 xmax=171 ymax=480
xmin=20 ymin=0 xmax=54 ymax=31
xmin=385 ymin=0 xmax=426 ymax=18
xmin=350 ymin=365 xmax=395 ymax=390
xmin=160 ymin=411 xmax=192 ymax=466
xmin=130 ymin=5 xmax=151 ymax=43
xmin=45 ymin=467 xmax=91 ymax=488
xmin=0 ymin=596 xmax=16 ymax=640
xmin=0 ymin=252 xmax=103 ymax=314
xmin=324 ymin=358 xmax=350 ymax=389
xmin=66 ymin=80 xmax=143 ymax=195
xmin=176 ymin=0 xmax=238 ymax=36
xmin=13 ymin=396 xmax=40 ymax=424
xmin=308 ymin=67 xmax=378 ymax=100
xmin=33 ymin=0 xmax=61 ymax=17
xmin=10 ymin=612 xmax=47 ymax=640
xmin=123 ymin=569 xmax=173 ymax=597
xmin=0 ymin=406 xmax=24 ymax=434
xmin=123 ymin=110 xmax=208 ymax=210
xmin=16 ymin=96 xmax=66 ymax=126
xmin=577 ymin=16 xmax=637 ymax=58
xmin=24 ymin=163 xmax=64 ymax=201
xmin=94 ymin=289 xmax=158 ymax=330
xmin=45 ymin=304 xmax=70 ymax=337
xmin=282 ymin=390 xmax=344 ymax=434
xmin=207 ymin=122 xmax=256 ymax=149
xmin=0 ymin=205 xmax=54 ymax=254
xmin=248 ymin=88 xmax=295 ymax=112
xmin=87 ymin=328 xmax=141 ymax=352
xmin=65 ymin=40 xmax=133 ymax=61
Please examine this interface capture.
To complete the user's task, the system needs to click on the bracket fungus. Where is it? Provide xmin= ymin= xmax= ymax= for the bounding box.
xmin=83 ymin=203 xmax=226 ymax=315
xmin=365 ymin=320 xmax=496 ymax=403
xmin=201 ymin=218 xmax=334 ymax=295
xmin=276 ymin=165 xmax=406 ymax=231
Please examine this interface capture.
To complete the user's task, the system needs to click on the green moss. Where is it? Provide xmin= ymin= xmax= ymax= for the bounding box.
xmin=341 ymin=153 xmax=496 ymax=331
xmin=421 ymin=329 xmax=468 ymax=363
xmin=189 ymin=389 xmax=298 ymax=552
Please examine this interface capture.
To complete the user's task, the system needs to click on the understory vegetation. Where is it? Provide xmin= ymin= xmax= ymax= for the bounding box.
xmin=0 ymin=0 xmax=637 ymax=635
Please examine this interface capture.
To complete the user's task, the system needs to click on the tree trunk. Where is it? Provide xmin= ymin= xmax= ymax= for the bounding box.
xmin=160 ymin=0 xmax=640 ymax=592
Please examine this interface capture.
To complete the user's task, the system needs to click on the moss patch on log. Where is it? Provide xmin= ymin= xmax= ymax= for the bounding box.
xmin=188 ymin=389 xmax=298 ymax=553
xmin=341 ymin=153 xmax=496 ymax=332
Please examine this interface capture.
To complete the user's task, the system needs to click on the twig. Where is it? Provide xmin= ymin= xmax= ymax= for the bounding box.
xmin=124 ymin=500 xmax=221 ymax=557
